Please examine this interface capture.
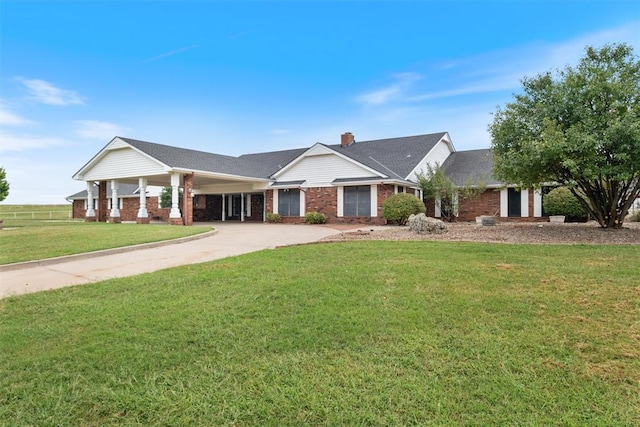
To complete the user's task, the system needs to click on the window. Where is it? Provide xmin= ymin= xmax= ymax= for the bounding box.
xmin=108 ymin=198 xmax=123 ymax=210
xmin=278 ymin=189 xmax=300 ymax=216
xmin=507 ymin=188 xmax=521 ymax=217
xmin=397 ymin=186 xmax=405 ymax=193
xmin=344 ymin=186 xmax=371 ymax=216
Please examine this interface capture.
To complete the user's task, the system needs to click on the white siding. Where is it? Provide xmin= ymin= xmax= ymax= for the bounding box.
xmin=197 ymin=183 xmax=260 ymax=194
xmin=406 ymin=139 xmax=453 ymax=180
xmin=520 ymin=188 xmax=529 ymax=217
xmin=370 ymin=184 xmax=377 ymax=217
xmin=83 ymin=148 xmax=165 ymax=181
xmin=534 ymin=189 xmax=543 ymax=217
xmin=500 ymin=189 xmax=508 ymax=217
xmin=278 ymin=154 xmax=378 ymax=186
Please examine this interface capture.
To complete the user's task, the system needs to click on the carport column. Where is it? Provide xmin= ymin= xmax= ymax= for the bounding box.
xmin=85 ymin=181 xmax=96 ymax=221
xmin=109 ymin=180 xmax=121 ymax=223
xmin=241 ymin=192 xmax=245 ymax=222
xmin=169 ymin=172 xmax=182 ymax=225
xmin=182 ymin=173 xmax=194 ymax=226
xmin=222 ymin=193 xmax=226 ymax=221
xmin=137 ymin=177 xmax=150 ymax=224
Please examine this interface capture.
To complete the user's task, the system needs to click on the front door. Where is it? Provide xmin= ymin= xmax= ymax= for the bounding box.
xmin=508 ymin=188 xmax=521 ymax=217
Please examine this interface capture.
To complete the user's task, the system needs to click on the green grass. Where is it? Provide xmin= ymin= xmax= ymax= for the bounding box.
xmin=0 ymin=204 xmax=72 ymax=220
xmin=0 ymin=222 xmax=210 ymax=264
xmin=1 ymin=241 xmax=638 ymax=425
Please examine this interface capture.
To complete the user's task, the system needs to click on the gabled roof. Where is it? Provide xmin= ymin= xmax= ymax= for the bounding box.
xmin=67 ymin=183 xmax=141 ymax=200
xmin=120 ymin=138 xmax=273 ymax=179
xmin=441 ymin=149 xmax=501 ymax=187
xmin=327 ymin=132 xmax=449 ymax=180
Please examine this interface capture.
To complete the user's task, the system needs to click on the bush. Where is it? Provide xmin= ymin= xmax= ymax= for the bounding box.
xmin=266 ymin=213 xmax=282 ymax=223
xmin=304 ymin=212 xmax=327 ymax=224
xmin=543 ymin=187 xmax=587 ymax=217
xmin=382 ymin=193 xmax=426 ymax=225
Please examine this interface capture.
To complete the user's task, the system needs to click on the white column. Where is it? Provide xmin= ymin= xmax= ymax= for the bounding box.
xmin=533 ymin=189 xmax=543 ymax=217
xmin=370 ymin=184 xmax=378 ymax=217
xmin=500 ymin=188 xmax=509 ymax=217
xmin=137 ymin=177 xmax=148 ymax=218
xmin=434 ymin=196 xmax=441 ymax=218
xmin=337 ymin=186 xmax=344 ymax=217
xmin=246 ymin=194 xmax=252 ymax=217
xmin=273 ymin=189 xmax=279 ymax=214
xmin=86 ymin=181 xmax=96 ymax=218
xmin=241 ymin=192 xmax=245 ymax=222
xmin=222 ymin=193 xmax=226 ymax=221
xmin=263 ymin=191 xmax=267 ymax=222
xmin=169 ymin=173 xmax=181 ymax=219
xmin=299 ymin=189 xmax=306 ymax=216
xmin=110 ymin=180 xmax=120 ymax=218
xmin=520 ymin=188 xmax=529 ymax=217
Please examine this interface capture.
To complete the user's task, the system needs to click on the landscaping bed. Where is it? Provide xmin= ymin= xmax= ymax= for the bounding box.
xmin=323 ymin=221 xmax=640 ymax=245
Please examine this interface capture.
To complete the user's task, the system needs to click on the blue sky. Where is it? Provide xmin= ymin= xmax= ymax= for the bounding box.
xmin=1 ymin=0 xmax=638 ymax=204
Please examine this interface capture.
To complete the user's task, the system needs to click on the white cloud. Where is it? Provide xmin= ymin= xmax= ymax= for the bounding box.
xmin=144 ymin=44 xmax=200 ymax=62
xmin=356 ymin=72 xmax=423 ymax=106
xmin=75 ymin=120 xmax=130 ymax=140
xmin=17 ymin=78 xmax=85 ymax=106
xmin=0 ymin=103 xmax=33 ymax=126
xmin=0 ymin=131 xmax=69 ymax=153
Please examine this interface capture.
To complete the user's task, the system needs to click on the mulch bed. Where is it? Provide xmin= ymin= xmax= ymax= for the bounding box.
xmin=322 ymin=221 xmax=640 ymax=245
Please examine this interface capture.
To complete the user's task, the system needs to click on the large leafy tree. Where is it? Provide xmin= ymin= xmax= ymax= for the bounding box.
xmin=489 ymin=44 xmax=640 ymax=228
xmin=0 ymin=167 xmax=9 ymax=202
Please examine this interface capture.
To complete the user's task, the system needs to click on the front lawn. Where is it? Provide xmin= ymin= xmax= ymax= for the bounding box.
xmin=1 ymin=241 xmax=638 ymax=425
xmin=0 ymin=221 xmax=210 ymax=264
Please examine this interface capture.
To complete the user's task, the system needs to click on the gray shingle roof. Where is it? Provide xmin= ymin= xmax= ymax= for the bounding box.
xmin=121 ymin=137 xmax=274 ymax=179
xmin=441 ymin=149 xmax=502 ymax=187
xmin=327 ymin=132 xmax=447 ymax=180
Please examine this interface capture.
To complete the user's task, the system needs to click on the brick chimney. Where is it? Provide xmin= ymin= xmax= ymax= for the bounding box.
xmin=341 ymin=132 xmax=355 ymax=147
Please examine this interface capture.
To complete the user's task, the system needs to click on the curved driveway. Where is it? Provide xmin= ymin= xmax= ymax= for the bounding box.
xmin=0 ymin=223 xmax=354 ymax=299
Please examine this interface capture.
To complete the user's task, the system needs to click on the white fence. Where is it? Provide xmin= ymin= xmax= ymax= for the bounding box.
xmin=0 ymin=211 xmax=73 ymax=220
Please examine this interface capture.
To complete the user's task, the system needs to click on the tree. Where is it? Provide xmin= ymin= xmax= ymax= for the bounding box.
xmin=0 ymin=167 xmax=9 ymax=202
xmin=416 ymin=164 xmax=486 ymax=222
xmin=489 ymin=43 xmax=640 ymax=228
xmin=159 ymin=186 xmax=182 ymax=208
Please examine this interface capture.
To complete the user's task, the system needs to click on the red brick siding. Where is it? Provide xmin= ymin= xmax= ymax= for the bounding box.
xmin=73 ymin=197 xmax=166 ymax=222
xmin=457 ymin=189 xmax=501 ymax=221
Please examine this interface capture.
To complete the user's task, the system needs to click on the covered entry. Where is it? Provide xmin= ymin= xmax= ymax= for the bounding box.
xmin=193 ymin=193 xmax=265 ymax=222
xmin=72 ymin=137 xmax=272 ymax=225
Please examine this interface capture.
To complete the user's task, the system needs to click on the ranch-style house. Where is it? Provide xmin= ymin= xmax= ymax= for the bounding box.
xmin=70 ymin=132 xmax=549 ymax=225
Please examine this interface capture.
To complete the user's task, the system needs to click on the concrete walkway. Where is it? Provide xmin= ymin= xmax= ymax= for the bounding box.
xmin=0 ymin=223 xmax=352 ymax=299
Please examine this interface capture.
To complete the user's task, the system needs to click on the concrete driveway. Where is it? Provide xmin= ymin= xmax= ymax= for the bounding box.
xmin=0 ymin=222 xmax=352 ymax=299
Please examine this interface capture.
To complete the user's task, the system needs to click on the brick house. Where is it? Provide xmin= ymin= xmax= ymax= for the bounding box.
xmin=67 ymin=183 xmax=168 ymax=222
xmin=70 ymin=132 xmax=548 ymax=225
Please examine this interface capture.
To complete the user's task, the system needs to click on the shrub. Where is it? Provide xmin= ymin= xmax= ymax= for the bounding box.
xmin=304 ymin=212 xmax=327 ymax=224
xmin=543 ymin=187 xmax=587 ymax=217
xmin=382 ymin=193 xmax=426 ymax=225
xmin=266 ymin=213 xmax=282 ymax=223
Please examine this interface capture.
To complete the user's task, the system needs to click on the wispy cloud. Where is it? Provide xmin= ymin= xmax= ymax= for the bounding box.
xmin=355 ymin=72 xmax=423 ymax=106
xmin=411 ymin=21 xmax=640 ymax=101
xmin=17 ymin=78 xmax=85 ymax=106
xmin=144 ymin=44 xmax=200 ymax=62
xmin=0 ymin=102 xmax=33 ymax=126
xmin=75 ymin=120 xmax=130 ymax=140
xmin=0 ymin=131 xmax=69 ymax=152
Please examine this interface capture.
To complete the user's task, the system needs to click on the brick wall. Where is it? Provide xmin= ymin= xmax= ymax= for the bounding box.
xmin=457 ymin=189 xmax=501 ymax=221
xmin=73 ymin=197 xmax=167 ymax=222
